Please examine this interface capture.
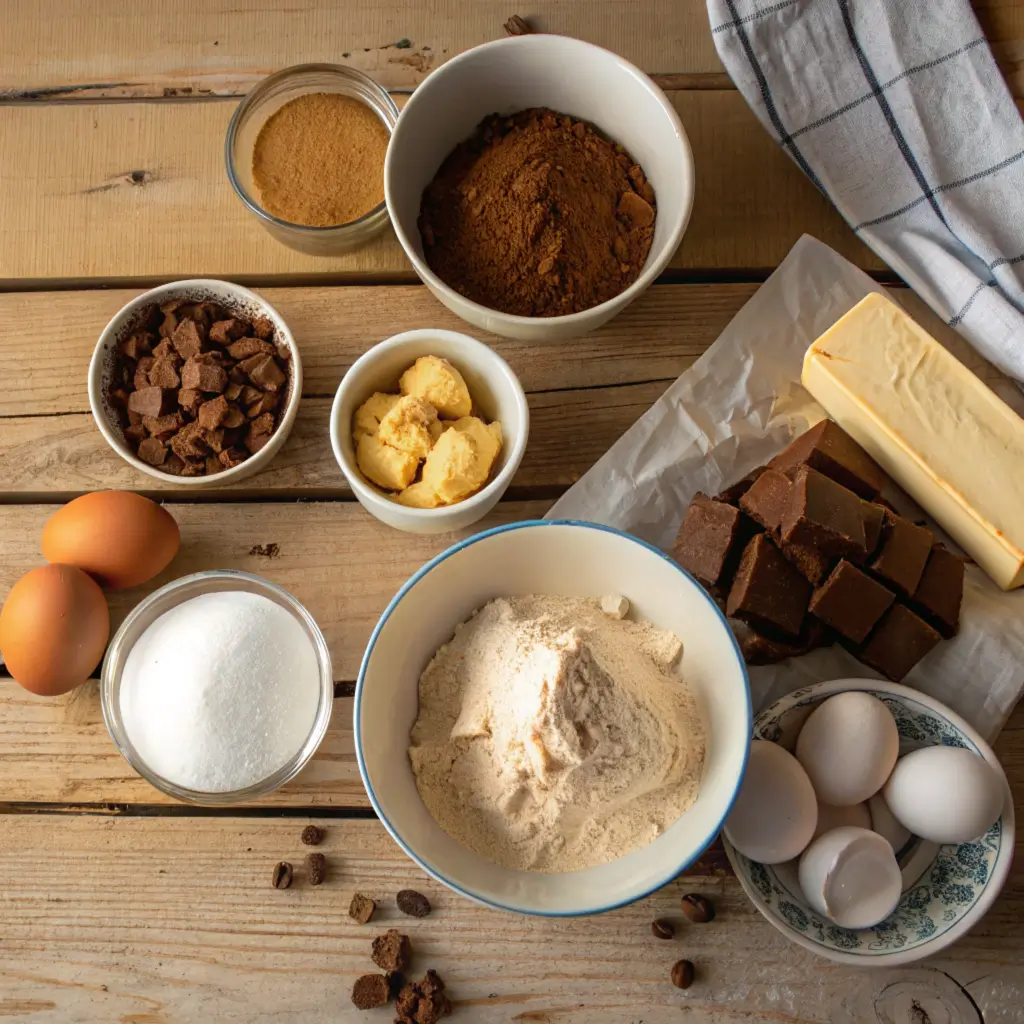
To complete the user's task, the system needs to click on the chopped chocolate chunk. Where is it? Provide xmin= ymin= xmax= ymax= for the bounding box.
xmin=856 ymin=604 xmax=941 ymax=682
xmin=197 ymin=395 xmax=230 ymax=430
xmin=860 ymin=502 xmax=888 ymax=559
xmin=869 ymin=511 xmax=933 ymax=596
xmin=780 ymin=540 xmax=834 ymax=586
xmin=714 ymin=466 xmax=766 ymax=506
xmin=780 ymin=466 xmax=867 ymax=559
xmin=769 ymin=419 xmax=885 ymax=499
xmin=120 ymin=331 xmax=152 ymax=361
xmin=726 ymin=534 xmax=811 ymax=638
xmin=246 ymin=391 xmax=279 ymax=418
xmin=147 ymin=357 xmax=181 ymax=390
xmin=240 ymin=384 xmax=263 ymax=406
xmin=739 ymin=468 xmax=791 ymax=535
xmin=205 ymin=455 xmax=223 ymax=474
xmin=170 ymin=318 xmax=204 ymax=360
xmin=809 ymin=560 xmax=896 ymax=643
xmin=248 ymin=412 xmax=275 ymax=437
xmin=252 ymin=316 xmax=274 ymax=339
xmin=136 ymin=437 xmax=167 ymax=466
xmin=672 ymin=494 xmax=753 ymax=589
xmin=275 ymin=341 xmax=292 ymax=362
xmin=134 ymin=356 xmax=156 ymax=392
xmin=142 ymin=411 xmax=183 ymax=441
xmin=910 ymin=544 xmax=965 ymax=638
xmin=177 ymin=388 xmax=201 ymax=415
xmin=246 ymin=354 xmax=287 ymax=392
xmin=349 ymin=892 xmax=376 ymax=925
xmin=371 ymin=929 xmax=411 ymax=973
xmin=152 ymin=337 xmax=176 ymax=361
xmin=224 ymin=381 xmax=243 ymax=401
xmin=203 ymin=428 xmax=226 ymax=453
xmin=245 ymin=430 xmax=272 ymax=455
xmin=158 ymin=310 xmax=178 ymax=338
xmin=222 ymin=404 xmax=246 ymax=428
xmin=228 ymin=364 xmax=246 ymax=384
xmin=170 ymin=420 xmax=209 ymax=460
xmin=181 ymin=356 xmax=228 ymax=394
xmin=735 ymin=616 xmax=831 ymax=665
xmin=218 ymin=446 xmax=248 ymax=468
xmin=227 ymin=336 xmax=275 ymax=360
xmin=395 ymin=970 xmax=451 ymax=1024
xmin=123 ymin=422 xmax=148 ymax=443
xmin=208 ymin=318 xmax=244 ymax=344
xmin=128 ymin=386 xmax=173 ymax=419
xmin=163 ymin=453 xmax=186 ymax=475
xmin=351 ymin=974 xmax=390 ymax=1011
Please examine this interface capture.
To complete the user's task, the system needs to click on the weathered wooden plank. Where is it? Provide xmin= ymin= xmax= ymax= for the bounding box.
xmin=0 ymin=92 xmax=878 ymax=284
xmin=0 ymin=812 xmax=1019 ymax=1023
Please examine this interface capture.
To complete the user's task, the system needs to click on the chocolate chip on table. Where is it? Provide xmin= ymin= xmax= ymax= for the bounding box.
xmin=396 ymin=889 xmax=431 ymax=917
xmin=349 ymin=892 xmax=376 ymax=925
xmin=351 ymin=973 xmax=390 ymax=1010
xmin=305 ymin=852 xmax=327 ymax=886
xmin=395 ymin=970 xmax=451 ymax=1023
xmin=300 ymin=824 xmax=324 ymax=846
xmin=651 ymin=918 xmax=675 ymax=940
xmin=271 ymin=861 xmax=293 ymax=889
xmin=670 ymin=959 xmax=695 ymax=989
xmin=680 ymin=893 xmax=715 ymax=923
xmin=371 ymin=929 xmax=412 ymax=973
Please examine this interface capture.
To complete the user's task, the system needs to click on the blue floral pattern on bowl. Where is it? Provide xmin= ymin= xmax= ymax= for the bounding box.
xmin=724 ymin=680 xmax=1013 ymax=964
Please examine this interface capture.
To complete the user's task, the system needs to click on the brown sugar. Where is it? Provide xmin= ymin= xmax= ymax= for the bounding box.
xmin=252 ymin=92 xmax=388 ymax=227
xmin=418 ymin=107 xmax=656 ymax=318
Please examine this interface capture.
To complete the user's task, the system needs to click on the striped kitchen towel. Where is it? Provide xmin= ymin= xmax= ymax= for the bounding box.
xmin=707 ymin=0 xmax=1024 ymax=382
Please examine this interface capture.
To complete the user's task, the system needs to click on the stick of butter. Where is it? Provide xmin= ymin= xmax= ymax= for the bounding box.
xmin=801 ymin=293 xmax=1024 ymax=590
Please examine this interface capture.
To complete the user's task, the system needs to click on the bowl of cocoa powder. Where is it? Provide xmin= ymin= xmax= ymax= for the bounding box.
xmin=385 ymin=35 xmax=694 ymax=341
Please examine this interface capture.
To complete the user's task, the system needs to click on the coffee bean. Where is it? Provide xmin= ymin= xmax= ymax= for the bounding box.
xmin=306 ymin=852 xmax=327 ymax=886
xmin=396 ymin=889 xmax=431 ymax=917
xmin=680 ymin=893 xmax=715 ymax=923
xmin=271 ymin=861 xmax=293 ymax=889
xmin=670 ymin=959 xmax=695 ymax=989
xmin=651 ymin=919 xmax=675 ymax=940
xmin=301 ymin=825 xmax=324 ymax=846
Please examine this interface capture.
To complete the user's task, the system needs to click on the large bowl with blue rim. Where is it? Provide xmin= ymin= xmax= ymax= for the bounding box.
xmin=723 ymin=678 xmax=1015 ymax=966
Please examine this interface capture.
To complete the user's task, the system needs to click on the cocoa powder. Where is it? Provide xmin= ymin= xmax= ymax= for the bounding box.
xmin=418 ymin=107 xmax=656 ymax=318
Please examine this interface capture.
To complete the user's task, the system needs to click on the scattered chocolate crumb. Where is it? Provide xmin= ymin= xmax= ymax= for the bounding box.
xmin=305 ymin=852 xmax=327 ymax=886
xmin=351 ymin=973 xmax=390 ymax=1010
xmin=349 ymin=892 xmax=376 ymax=925
xmin=301 ymin=825 xmax=325 ymax=846
xmin=395 ymin=969 xmax=452 ymax=1023
xmin=396 ymin=889 xmax=431 ymax=918
xmin=271 ymin=861 xmax=293 ymax=889
xmin=371 ymin=929 xmax=412 ymax=973
xmin=249 ymin=542 xmax=281 ymax=558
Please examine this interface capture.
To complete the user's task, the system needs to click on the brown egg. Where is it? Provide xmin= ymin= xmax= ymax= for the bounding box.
xmin=0 ymin=564 xmax=110 ymax=696
xmin=42 ymin=491 xmax=180 ymax=589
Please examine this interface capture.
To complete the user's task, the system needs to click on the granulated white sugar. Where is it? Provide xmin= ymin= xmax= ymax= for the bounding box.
xmin=119 ymin=591 xmax=322 ymax=793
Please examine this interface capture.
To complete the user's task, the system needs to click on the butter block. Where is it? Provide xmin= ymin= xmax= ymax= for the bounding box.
xmin=801 ymin=293 xmax=1024 ymax=590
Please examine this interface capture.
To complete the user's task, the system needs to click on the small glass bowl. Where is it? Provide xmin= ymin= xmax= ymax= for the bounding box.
xmin=225 ymin=63 xmax=399 ymax=255
xmin=101 ymin=570 xmax=334 ymax=806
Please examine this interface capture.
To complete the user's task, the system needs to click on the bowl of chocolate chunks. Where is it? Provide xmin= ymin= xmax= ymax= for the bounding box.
xmin=672 ymin=419 xmax=965 ymax=681
xmin=89 ymin=280 xmax=302 ymax=487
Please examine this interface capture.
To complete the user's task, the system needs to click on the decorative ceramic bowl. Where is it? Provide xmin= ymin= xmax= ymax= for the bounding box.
xmin=723 ymin=678 xmax=1015 ymax=966
xmin=356 ymin=520 xmax=751 ymax=915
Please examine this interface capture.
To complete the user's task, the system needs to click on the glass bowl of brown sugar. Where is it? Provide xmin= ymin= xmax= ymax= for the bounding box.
xmin=226 ymin=64 xmax=400 ymax=255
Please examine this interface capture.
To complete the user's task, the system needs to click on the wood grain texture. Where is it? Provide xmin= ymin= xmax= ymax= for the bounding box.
xmin=0 ymin=92 xmax=877 ymax=285
xmin=0 ymin=0 xmax=1018 ymax=98
xmin=0 ymin=812 xmax=1019 ymax=1023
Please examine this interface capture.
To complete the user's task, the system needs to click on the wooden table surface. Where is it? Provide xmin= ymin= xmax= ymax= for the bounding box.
xmin=1 ymin=3 xmax=1022 ymax=1021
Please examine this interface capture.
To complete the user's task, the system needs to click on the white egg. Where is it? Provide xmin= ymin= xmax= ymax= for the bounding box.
xmin=811 ymin=801 xmax=871 ymax=842
xmin=798 ymin=826 xmax=902 ymax=929
xmin=724 ymin=740 xmax=818 ymax=864
xmin=795 ymin=692 xmax=899 ymax=806
xmin=883 ymin=746 xmax=1005 ymax=845
xmin=868 ymin=791 xmax=912 ymax=853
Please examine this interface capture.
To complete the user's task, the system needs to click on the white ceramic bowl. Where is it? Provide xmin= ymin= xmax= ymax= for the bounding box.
xmin=724 ymin=678 xmax=1016 ymax=966
xmin=355 ymin=520 xmax=751 ymax=915
xmin=89 ymin=280 xmax=302 ymax=488
xmin=329 ymin=329 xmax=529 ymax=534
xmin=385 ymin=35 xmax=695 ymax=341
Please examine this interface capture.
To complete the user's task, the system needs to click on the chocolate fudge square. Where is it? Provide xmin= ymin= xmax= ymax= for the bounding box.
xmin=860 ymin=501 xmax=888 ymax=559
xmin=781 ymin=540 xmax=834 ymax=586
xmin=809 ymin=560 xmax=896 ymax=644
xmin=672 ymin=494 xmax=753 ymax=589
xmin=781 ymin=466 xmax=867 ymax=559
xmin=726 ymin=534 xmax=811 ymax=638
xmin=737 ymin=616 xmax=832 ymax=665
xmin=769 ymin=419 xmax=886 ymax=499
xmin=857 ymin=604 xmax=942 ymax=682
xmin=870 ymin=510 xmax=933 ymax=596
xmin=739 ymin=469 xmax=791 ymax=535
xmin=715 ymin=466 xmax=766 ymax=506
xmin=910 ymin=544 xmax=965 ymax=638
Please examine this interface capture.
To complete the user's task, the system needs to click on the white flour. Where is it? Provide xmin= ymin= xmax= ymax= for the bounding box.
xmin=408 ymin=596 xmax=706 ymax=872
xmin=119 ymin=591 xmax=321 ymax=792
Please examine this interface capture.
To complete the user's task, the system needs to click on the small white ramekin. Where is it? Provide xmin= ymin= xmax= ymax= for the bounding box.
xmin=385 ymin=34 xmax=695 ymax=341
xmin=88 ymin=280 xmax=302 ymax=488
xmin=329 ymin=329 xmax=529 ymax=534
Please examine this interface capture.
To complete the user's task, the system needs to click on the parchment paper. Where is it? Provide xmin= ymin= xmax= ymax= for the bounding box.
xmin=549 ymin=236 xmax=1024 ymax=742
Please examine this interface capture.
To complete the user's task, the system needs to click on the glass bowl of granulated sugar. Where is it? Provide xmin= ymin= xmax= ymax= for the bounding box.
xmin=101 ymin=570 xmax=333 ymax=805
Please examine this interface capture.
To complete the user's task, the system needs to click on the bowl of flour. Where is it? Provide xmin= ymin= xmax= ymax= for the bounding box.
xmin=355 ymin=520 xmax=750 ymax=916
xmin=101 ymin=570 xmax=333 ymax=804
